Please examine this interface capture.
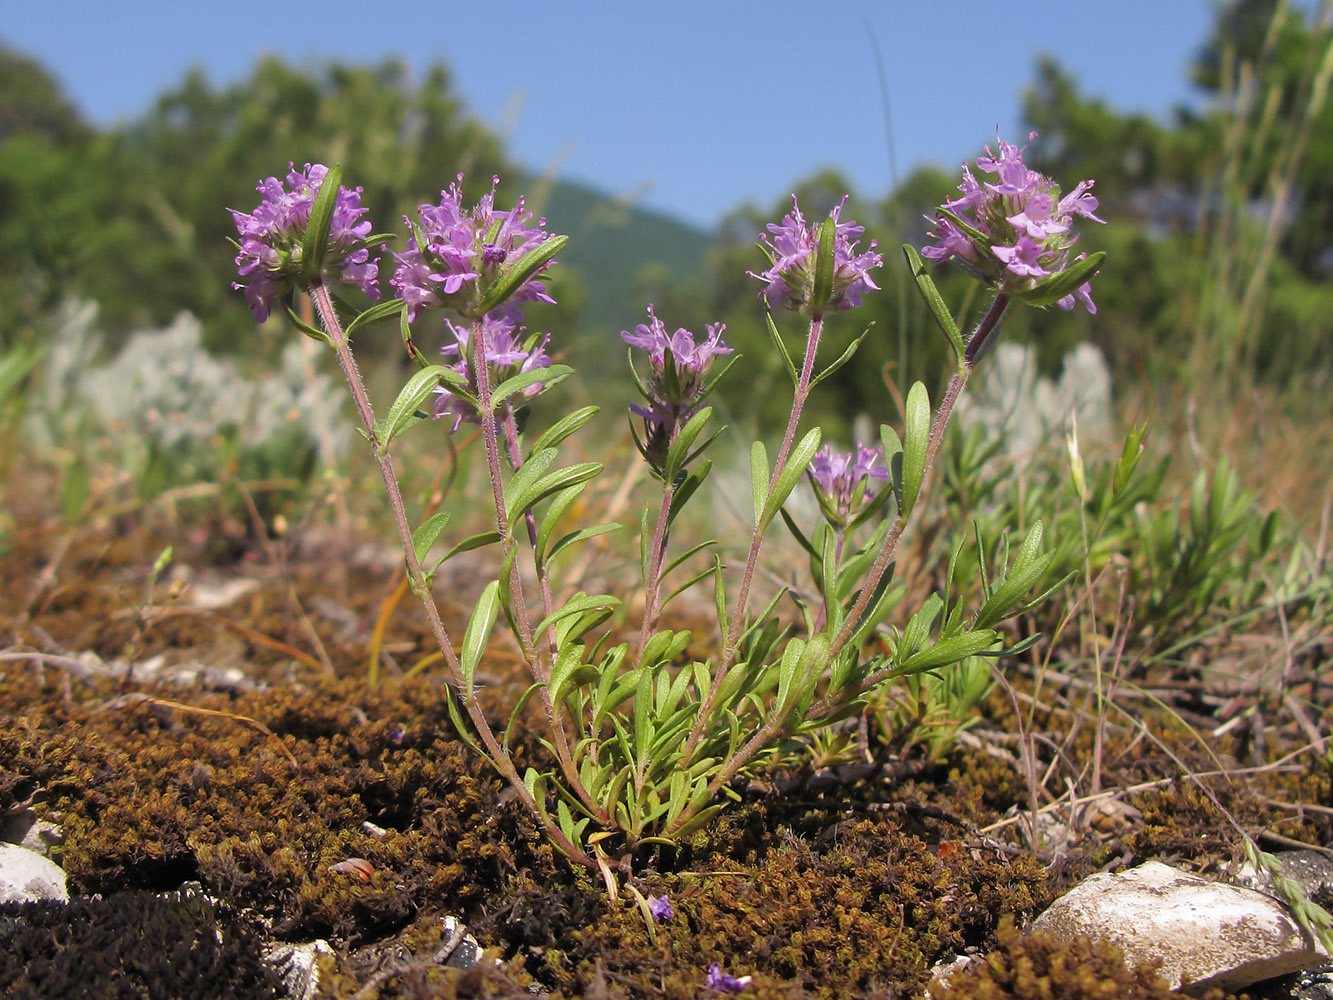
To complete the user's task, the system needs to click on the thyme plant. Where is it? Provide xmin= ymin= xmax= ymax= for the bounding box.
xmin=228 ymin=137 xmax=1106 ymax=872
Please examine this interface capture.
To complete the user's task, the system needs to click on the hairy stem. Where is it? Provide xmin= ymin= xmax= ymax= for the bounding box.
xmin=311 ymin=285 xmax=596 ymax=870
xmin=682 ymin=314 xmax=822 ymax=762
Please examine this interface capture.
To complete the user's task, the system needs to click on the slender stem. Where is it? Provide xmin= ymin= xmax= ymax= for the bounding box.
xmin=634 ymin=478 xmax=676 ymax=662
xmin=309 ymin=284 xmax=596 ymax=870
xmin=682 ymin=314 xmax=823 ymax=761
xmin=500 ymin=409 xmax=609 ymax=825
xmin=814 ymin=294 xmax=1010 ymax=711
xmin=470 ymin=318 xmax=537 ymax=665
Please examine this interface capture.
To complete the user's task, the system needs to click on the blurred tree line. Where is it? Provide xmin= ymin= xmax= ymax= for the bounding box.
xmin=1 ymin=0 xmax=1330 ymax=441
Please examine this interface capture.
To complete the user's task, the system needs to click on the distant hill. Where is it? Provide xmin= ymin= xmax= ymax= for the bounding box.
xmin=521 ymin=174 xmax=718 ymax=337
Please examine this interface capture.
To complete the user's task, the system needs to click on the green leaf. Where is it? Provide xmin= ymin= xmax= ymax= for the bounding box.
xmin=811 ymin=215 xmax=837 ymax=316
xmin=903 ymin=243 xmax=965 ymax=361
xmin=764 ymin=311 xmax=799 ymax=385
xmin=443 ymin=689 xmax=487 ymax=764
xmin=301 ymin=162 xmax=341 ymax=281
xmin=666 ymin=460 xmax=712 ymax=526
xmin=508 ymin=462 xmax=603 ymax=526
xmin=535 ymin=593 xmax=621 ymax=642
xmin=810 ymin=325 xmax=873 ymax=389
xmin=1113 ymin=421 xmax=1149 ymax=498
xmin=411 ymin=511 xmax=451 ymax=566
xmin=899 ymin=593 xmax=944 ymax=660
xmin=663 ymin=406 xmax=713 ymax=484
xmin=1016 ymin=251 xmax=1106 ymax=308
xmin=345 ymin=297 xmax=406 ymax=338
xmin=382 ymin=365 xmax=467 ymax=446
xmin=492 ymin=363 xmax=574 ymax=409
xmin=460 ymin=580 xmax=501 ymax=690
xmin=503 ymin=448 xmax=557 ymax=521
xmin=432 ymin=530 xmax=501 ymax=573
xmin=633 ymin=667 xmax=654 ymax=753
xmin=400 ymin=304 xmax=431 ymax=370
xmin=534 ymin=483 xmax=585 ymax=567
xmin=530 ymin=405 xmax=599 ymax=455
xmin=897 ymin=630 xmax=1000 ymax=675
xmin=974 ymin=521 xmax=1053 ymax=630
xmin=900 ymin=381 xmax=930 ymax=516
xmin=762 ymin=426 xmax=822 ymax=526
xmin=544 ymin=522 xmax=622 ymax=567
xmin=547 ymin=645 xmax=593 ymax=706
xmin=282 ymin=301 xmax=331 ymax=345
xmin=750 ymin=441 xmax=770 ymax=528
xmin=503 ymin=682 xmax=545 ymax=751
xmin=478 ymin=234 xmax=569 ymax=315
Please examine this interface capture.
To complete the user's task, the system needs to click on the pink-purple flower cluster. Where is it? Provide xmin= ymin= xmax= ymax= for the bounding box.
xmin=230 ymin=163 xmax=380 ymax=322
xmin=922 ymin=133 xmax=1104 ymax=312
xmin=391 ymin=175 xmax=556 ymax=322
xmin=808 ymin=442 xmax=889 ymax=521
xmin=623 ymin=306 xmax=731 ymax=474
xmin=433 ymin=308 xmax=551 ymax=431
xmin=752 ymin=196 xmax=883 ymax=317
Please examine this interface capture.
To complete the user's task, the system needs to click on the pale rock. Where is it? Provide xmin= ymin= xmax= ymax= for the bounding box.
xmin=263 ymin=939 xmax=334 ymax=1000
xmin=0 ymin=842 xmax=69 ymax=904
xmin=1032 ymin=860 xmax=1322 ymax=994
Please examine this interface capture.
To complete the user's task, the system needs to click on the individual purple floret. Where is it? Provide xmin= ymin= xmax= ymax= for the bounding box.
xmin=705 ymin=963 xmax=752 ymax=994
xmin=808 ymin=442 xmax=889 ymax=519
xmin=433 ymin=308 xmax=551 ymax=431
xmin=392 ymin=174 xmax=557 ymax=322
xmin=922 ymin=132 xmax=1104 ymax=313
xmin=647 ymin=894 xmax=673 ymax=922
xmin=752 ymin=195 xmax=883 ymax=317
xmin=230 ymin=162 xmax=379 ymax=322
xmin=622 ymin=306 xmax=731 ymax=473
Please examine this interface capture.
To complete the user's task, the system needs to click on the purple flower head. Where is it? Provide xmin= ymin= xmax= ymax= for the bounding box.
xmin=808 ymin=442 xmax=889 ymax=522
xmin=751 ymin=195 xmax=883 ymax=317
xmin=647 ymin=894 xmax=673 ymax=922
xmin=230 ymin=162 xmax=380 ymax=322
xmin=622 ymin=306 xmax=731 ymax=475
xmin=392 ymin=175 xmax=558 ymax=322
xmin=922 ymin=132 xmax=1105 ymax=313
xmin=622 ymin=305 xmax=732 ymax=407
xmin=705 ymin=964 xmax=752 ymax=994
xmin=433 ymin=307 xmax=552 ymax=431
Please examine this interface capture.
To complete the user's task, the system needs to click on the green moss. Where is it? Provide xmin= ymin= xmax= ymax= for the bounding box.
xmin=925 ymin=913 xmax=1205 ymax=1000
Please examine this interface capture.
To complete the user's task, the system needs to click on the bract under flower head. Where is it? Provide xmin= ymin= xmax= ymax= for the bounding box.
xmin=809 ymin=442 xmax=889 ymax=522
xmin=392 ymin=175 xmax=558 ymax=322
xmin=433 ymin=308 xmax=551 ymax=431
xmin=230 ymin=162 xmax=379 ymax=322
xmin=922 ymin=132 xmax=1104 ymax=312
xmin=752 ymin=195 xmax=883 ymax=317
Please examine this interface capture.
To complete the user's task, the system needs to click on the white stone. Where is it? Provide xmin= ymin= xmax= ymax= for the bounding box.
xmin=0 ymin=842 xmax=69 ymax=904
xmin=1032 ymin=860 xmax=1322 ymax=994
xmin=263 ymin=940 xmax=334 ymax=1000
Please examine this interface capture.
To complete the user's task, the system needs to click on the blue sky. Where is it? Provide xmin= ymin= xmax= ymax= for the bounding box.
xmin=5 ymin=2 xmax=1217 ymax=229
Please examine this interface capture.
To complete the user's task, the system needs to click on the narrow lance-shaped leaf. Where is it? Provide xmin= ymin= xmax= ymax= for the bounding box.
xmin=903 ymin=244 xmax=965 ymax=363
xmin=301 ymin=162 xmax=342 ymax=281
xmin=1016 ymin=251 xmax=1106 ymax=308
xmin=460 ymin=580 xmax=501 ymax=690
xmin=900 ymin=381 xmax=930 ymax=516
xmin=762 ymin=427 xmax=822 ymax=526
xmin=750 ymin=441 xmax=770 ymax=529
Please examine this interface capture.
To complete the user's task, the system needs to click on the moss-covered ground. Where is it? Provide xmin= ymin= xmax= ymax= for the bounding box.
xmin=1 ymin=501 xmax=1329 ymax=999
